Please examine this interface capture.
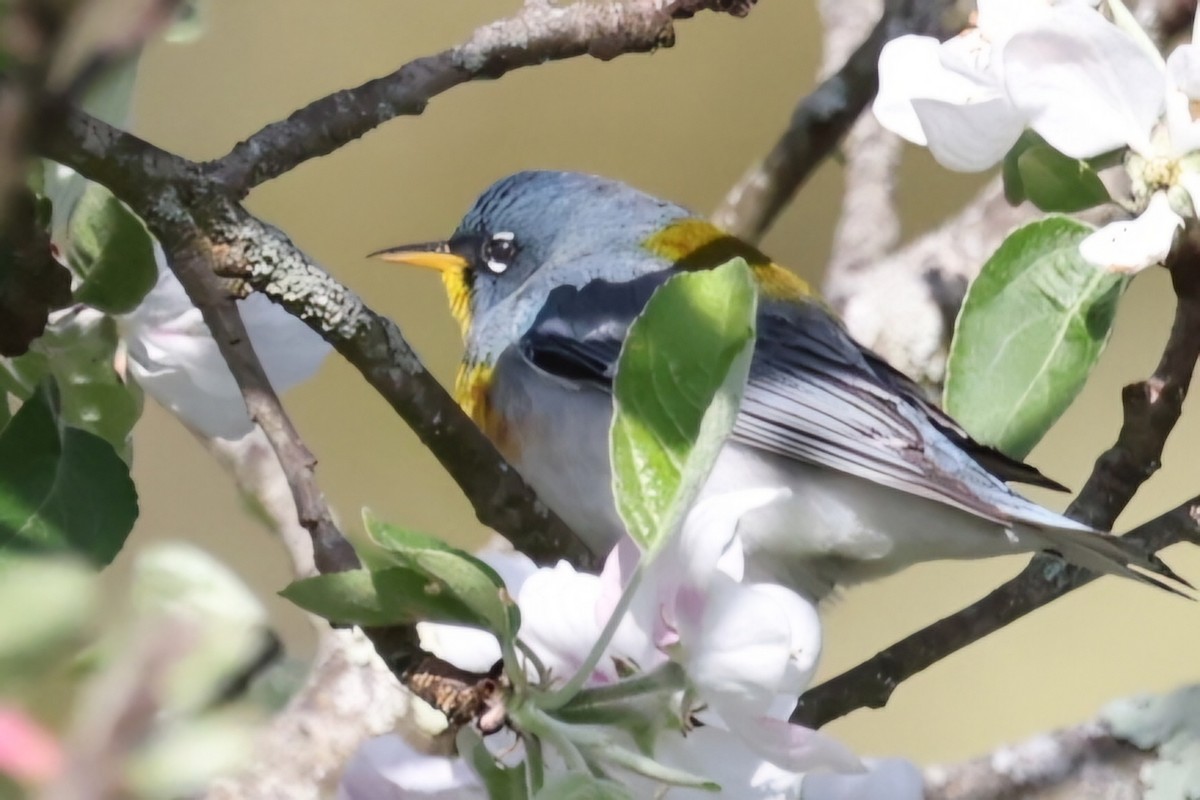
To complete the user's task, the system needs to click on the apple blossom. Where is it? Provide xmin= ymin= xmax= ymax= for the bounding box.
xmin=341 ymin=494 xmax=865 ymax=798
xmin=873 ymin=0 xmax=1109 ymax=172
xmin=874 ymin=0 xmax=1200 ymax=274
xmin=116 ymin=245 xmax=330 ymax=439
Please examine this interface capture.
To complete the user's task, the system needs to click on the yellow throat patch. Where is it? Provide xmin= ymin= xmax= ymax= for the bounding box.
xmin=643 ymin=218 xmax=814 ymax=301
xmin=454 ymin=361 xmax=516 ymax=459
xmin=441 ymin=269 xmax=473 ymax=338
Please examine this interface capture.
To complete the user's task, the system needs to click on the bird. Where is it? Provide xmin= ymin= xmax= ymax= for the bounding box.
xmin=372 ymin=170 xmax=1184 ymax=601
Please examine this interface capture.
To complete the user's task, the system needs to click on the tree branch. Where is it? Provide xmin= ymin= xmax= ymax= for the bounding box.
xmin=793 ymin=230 xmax=1200 ymax=729
xmin=210 ymin=0 xmax=757 ymax=193
xmin=207 ymin=206 xmax=598 ymax=570
xmin=793 ymin=496 xmax=1200 ymax=729
xmin=710 ymin=0 xmax=959 ymax=242
xmin=923 ymin=719 xmax=1152 ymax=800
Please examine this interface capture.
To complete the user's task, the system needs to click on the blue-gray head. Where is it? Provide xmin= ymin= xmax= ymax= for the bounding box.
xmin=372 ymin=171 xmax=699 ymax=345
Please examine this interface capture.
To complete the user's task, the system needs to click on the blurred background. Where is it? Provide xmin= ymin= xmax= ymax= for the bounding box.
xmin=117 ymin=0 xmax=1200 ymax=767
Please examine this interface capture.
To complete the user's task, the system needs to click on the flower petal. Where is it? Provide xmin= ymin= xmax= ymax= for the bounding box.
xmin=338 ymin=735 xmax=482 ymax=800
xmin=676 ymin=488 xmax=789 ymax=587
xmin=726 ymin=715 xmax=864 ymax=775
xmin=875 ymin=35 xmax=1020 ymax=168
xmin=518 ymin=562 xmax=656 ymax=685
xmin=1078 ymin=191 xmax=1183 ymax=273
xmin=909 ymin=95 xmax=1026 ymax=171
xmin=1004 ymin=4 xmax=1165 ymax=158
xmin=800 ymin=758 xmax=925 ymax=800
xmin=118 ymin=247 xmax=330 ymax=439
xmin=416 ymin=623 xmax=502 ymax=675
xmin=650 ymin=726 xmax=808 ymax=800
xmin=1165 ymin=45 xmax=1200 ymax=155
xmin=748 ymin=584 xmax=823 ymax=696
xmin=680 ymin=577 xmax=794 ymax=718
xmin=0 ymin=707 xmax=61 ymax=783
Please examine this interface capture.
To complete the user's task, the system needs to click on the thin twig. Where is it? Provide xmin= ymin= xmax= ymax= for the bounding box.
xmin=793 ymin=231 xmax=1200 ymax=729
xmin=1070 ymin=236 xmax=1200 ymax=529
xmin=793 ymin=496 xmax=1200 ymax=729
xmin=148 ymin=215 xmax=356 ymax=574
xmin=923 ymin=719 xmax=1151 ymax=800
xmin=710 ymin=0 xmax=959 ymax=242
xmin=207 ymin=207 xmax=597 ymax=570
xmin=209 ymin=0 xmax=757 ymax=193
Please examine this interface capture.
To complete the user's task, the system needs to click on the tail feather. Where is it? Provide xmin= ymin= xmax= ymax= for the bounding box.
xmin=1026 ymin=525 xmax=1192 ymax=598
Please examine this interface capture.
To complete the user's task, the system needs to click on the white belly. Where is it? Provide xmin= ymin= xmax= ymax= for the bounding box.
xmin=492 ymin=358 xmax=1020 ymax=600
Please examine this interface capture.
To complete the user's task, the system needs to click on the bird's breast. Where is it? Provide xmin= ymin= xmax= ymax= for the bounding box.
xmin=455 ymin=361 xmax=517 ymax=461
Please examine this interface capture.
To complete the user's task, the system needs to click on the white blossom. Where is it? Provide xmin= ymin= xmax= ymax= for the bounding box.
xmin=117 ymin=246 xmax=330 ymax=439
xmin=875 ymin=1 xmax=1200 ymax=274
xmin=344 ymin=493 xmax=864 ymax=797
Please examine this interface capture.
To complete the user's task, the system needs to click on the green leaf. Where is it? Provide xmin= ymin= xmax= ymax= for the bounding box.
xmin=1002 ymin=131 xmax=1110 ymax=212
xmin=459 ymin=728 xmax=529 ymax=800
xmin=0 ymin=555 xmax=95 ymax=676
xmin=282 ymin=566 xmax=490 ymax=630
xmin=280 ymin=570 xmax=397 ymax=627
xmin=0 ymin=384 xmax=138 ymax=564
xmin=0 ymin=349 xmax=49 ymax=399
xmin=1001 ymin=131 xmax=1037 ymax=205
xmin=945 ymin=217 xmax=1125 ymax=458
xmin=610 ymin=259 xmax=757 ymax=556
xmin=361 ymin=509 xmax=520 ymax=640
xmin=67 ymin=183 xmax=157 ymax=314
xmin=1 ymin=312 xmax=140 ymax=458
xmin=41 ymin=312 xmax=141 ymax=457
xmin=1017 ymin=145 xmax=1110 ymax=212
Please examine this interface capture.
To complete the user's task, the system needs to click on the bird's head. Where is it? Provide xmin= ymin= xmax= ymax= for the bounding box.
xmin=373 ymin=170 xmax=777 ymax=357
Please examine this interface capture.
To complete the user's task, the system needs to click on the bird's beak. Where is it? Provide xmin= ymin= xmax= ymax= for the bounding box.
xmin=368 ymin=241 xmax=470 ymax=273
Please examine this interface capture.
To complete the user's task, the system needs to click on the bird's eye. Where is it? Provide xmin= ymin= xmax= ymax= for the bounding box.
xmin=481 ymin=232 xmax=517 ymax=274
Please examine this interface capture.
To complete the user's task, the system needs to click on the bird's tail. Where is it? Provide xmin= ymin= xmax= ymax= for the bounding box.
xmin=1022 ymin=524 xmax=1191 ymax=597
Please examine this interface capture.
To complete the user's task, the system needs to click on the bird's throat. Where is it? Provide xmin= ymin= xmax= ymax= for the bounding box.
xmin=455 ymin=361 xmax=515 ymax=459
xmin=441 ymin=269 xmax=473 ymax=338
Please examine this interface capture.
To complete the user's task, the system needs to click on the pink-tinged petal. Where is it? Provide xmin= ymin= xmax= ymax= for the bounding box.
xmin=1165 ymin=45 xmax=1200 ymax=155
xmin=338 ymin=735 xmax=482 ymax=800
xmin=1004 ymin=5 xmax=1164 ymax=158
xmin=729 ymin=716 xmax=864 ymax=775
xmin=874 ymin=35 xmax=1011 ymax=154
xmin=1078 ymin=192 xmax=1183 ymax=273
xmin=596 ymin=540 xmax=664 ymax=671
xmin=676 ymin=489 xmax=789 ymax=588
xmin=800 ymin=758 xmax=925 ymax=800
xmin=680 ymin=577 xmax=793 ymax=718
xmin=0 ymin=708 xmax=61 ymax=783
xmin=522 ymin=562 xmax=661 ymax=685
xmin=597 ymin=536 xmax=641 ymax=621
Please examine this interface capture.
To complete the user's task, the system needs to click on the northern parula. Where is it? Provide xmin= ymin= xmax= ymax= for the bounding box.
xmin=375 ymin=170 xmax=1182 ymax=600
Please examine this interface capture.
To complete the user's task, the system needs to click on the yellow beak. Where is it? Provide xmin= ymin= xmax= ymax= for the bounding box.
xmin=368 ymin=241 xmax=470 ymax=273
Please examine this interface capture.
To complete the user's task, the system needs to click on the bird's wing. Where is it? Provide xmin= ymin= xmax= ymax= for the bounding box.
xmin=517 ymin=274 xmax=1064 ymax=519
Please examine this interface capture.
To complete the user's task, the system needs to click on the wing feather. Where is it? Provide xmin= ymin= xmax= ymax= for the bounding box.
xmin=516 ymin=274 xmax=1054 ymax=522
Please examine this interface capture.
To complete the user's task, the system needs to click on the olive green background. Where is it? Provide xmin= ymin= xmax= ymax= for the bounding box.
xmin=118 ymin=0 xmax=1200 ymax=766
